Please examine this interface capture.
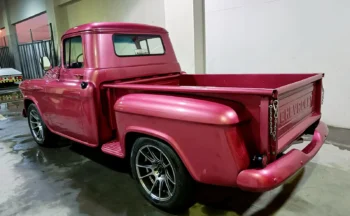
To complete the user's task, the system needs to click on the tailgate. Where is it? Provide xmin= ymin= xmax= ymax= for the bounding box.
xmin=272 ymin=77 xmax=323 ymax=153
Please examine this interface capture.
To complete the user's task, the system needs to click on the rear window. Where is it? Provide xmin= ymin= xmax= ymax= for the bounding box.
xmin=113 ymin=34 xmax=165 ymax=56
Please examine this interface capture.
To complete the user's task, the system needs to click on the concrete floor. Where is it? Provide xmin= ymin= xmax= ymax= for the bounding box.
xmin=1 ymin=87 xmax=350 ymax=216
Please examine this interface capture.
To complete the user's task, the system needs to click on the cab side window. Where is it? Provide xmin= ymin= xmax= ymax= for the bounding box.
xmin=63 ymin=36 xmax=84 ymax=68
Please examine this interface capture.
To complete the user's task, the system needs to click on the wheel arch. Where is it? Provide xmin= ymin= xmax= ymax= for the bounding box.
xmin=24 ymin=98 xmax=35 ymax=111
xmin=123 ymin=127 xmax=198 ymax=181
xmin=23 ymin=96 xmax=48 ymax=125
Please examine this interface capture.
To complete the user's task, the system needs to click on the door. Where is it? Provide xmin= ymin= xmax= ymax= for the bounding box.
xmin=45 ymin=36 xmax=86 ymax=141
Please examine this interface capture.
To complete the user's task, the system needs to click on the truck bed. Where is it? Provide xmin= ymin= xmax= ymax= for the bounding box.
xmin=106 ymin=73 xmax=320 ymax=94
xmin=103 ymin=73 xmax=323 ymax=162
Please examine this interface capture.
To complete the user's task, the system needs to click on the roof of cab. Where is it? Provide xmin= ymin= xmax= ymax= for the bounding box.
xmin=63 ymin=22 xmax=167 ymax=36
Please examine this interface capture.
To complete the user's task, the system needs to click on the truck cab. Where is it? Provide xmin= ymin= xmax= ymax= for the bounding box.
xmin=21 ymin=23 xmax=179 ymax=146
xmin=20 ymin=22 xmax=328 ymax=212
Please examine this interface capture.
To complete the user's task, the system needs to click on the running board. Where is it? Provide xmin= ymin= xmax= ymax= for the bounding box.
xmin=101 ymin=141 xmax=124 ymax=158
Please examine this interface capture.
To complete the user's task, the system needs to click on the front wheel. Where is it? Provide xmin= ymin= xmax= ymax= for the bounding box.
xmin=130 ymin=137 xmax=195 ymax=212
xmin=27 ymin=104 xmax=56 ymax=146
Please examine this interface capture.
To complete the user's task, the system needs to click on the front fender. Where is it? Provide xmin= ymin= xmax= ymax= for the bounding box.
xmin=20 ymin=80 xmax=45 ymax=119
xmin=23 ymin=96 xmax=41 ymax=115
xmin=22 ymin=96 xmax=51 ymax=126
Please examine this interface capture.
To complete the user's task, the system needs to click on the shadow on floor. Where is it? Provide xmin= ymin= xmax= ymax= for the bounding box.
xmin=193 ymin=169 xmax=304 ymax=216
xmin=5 ymin=132 xmax=305 ymax=216
xmin=69 ymin=141 xmax=304 ymax=216
xmin=69 ymin=142 xmax=130 ymax=174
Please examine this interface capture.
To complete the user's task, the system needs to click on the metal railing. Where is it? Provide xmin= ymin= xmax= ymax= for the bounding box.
xmin=0 ymin=46 xmax=15 ymax=68
xmin=18 ymin=40 xmax=57 ymax=79
xmin=17 ymin=23 xmax=58 ymax=79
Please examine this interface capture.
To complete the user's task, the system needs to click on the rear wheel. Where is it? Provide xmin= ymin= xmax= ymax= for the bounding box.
xmin=130 ymin=137 xmax=195 ymax=212
xmin=27 ymin=104 xmax=56 ymax=146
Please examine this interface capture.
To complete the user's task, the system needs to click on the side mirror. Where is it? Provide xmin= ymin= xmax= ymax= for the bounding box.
xmin=40 ymin=56 xmax=52 ymax=71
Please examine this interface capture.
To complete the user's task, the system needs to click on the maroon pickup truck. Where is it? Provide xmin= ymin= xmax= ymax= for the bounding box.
xmin=19 ymin=22 xmax=328 ymax=211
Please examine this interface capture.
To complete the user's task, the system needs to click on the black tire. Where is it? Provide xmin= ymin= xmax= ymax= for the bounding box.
xmin=27 ymin=104 xmax=56 ymax=146
xmin=130 ymin=137 xmax=196 ymax=213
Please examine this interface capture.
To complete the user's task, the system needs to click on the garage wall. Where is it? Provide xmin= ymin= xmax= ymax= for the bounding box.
xmin=53 ymin=0 xmax=200 ymax=74
xmin=56 ymin=0 xmax=165 ymax=34
xmin=205 ymin=0 xmax=350 ymax=128
xmin=7 ymin=0 xmax=46 ymax=24
xmin=164 ymin=0 xmax=195 ymax=74
xmin=16 ymin=13 xmax=49 ymax=43
xmin=0 ymin=28 xmax=6 ymax=47
xmin=0 ymin=8 xmax=4 ymax=28
xmin=0 ymin=0 xmax=203 ymax=77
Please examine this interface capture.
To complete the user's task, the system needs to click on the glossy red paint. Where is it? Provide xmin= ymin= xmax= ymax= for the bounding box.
xmin=114 ymin=93 xmax=248 ymax=125
xmin=237 ymin=121 xmax=328 ymax=191
xmin=115 ymin=113 xmax=249 ymax=185
xmin=19 ymin=22 xmax=327 ymax=191
xmin=101 ymin=140 xmax=123 ymax=157
xmin=106 ymin=72 xmax=324 ymax=185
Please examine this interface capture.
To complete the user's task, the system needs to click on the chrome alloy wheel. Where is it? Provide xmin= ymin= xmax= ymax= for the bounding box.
xmin=135 ymin=145 xmax=176 ymax=202
xmin=29 ymin=109 xmax=44 ymax=142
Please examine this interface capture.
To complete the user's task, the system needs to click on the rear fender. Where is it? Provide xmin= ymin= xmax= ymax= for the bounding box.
xmin=114 ymin=93 xmax=249 ymax=126
xmin=115 ymin=93 xmax=250 ymax=183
